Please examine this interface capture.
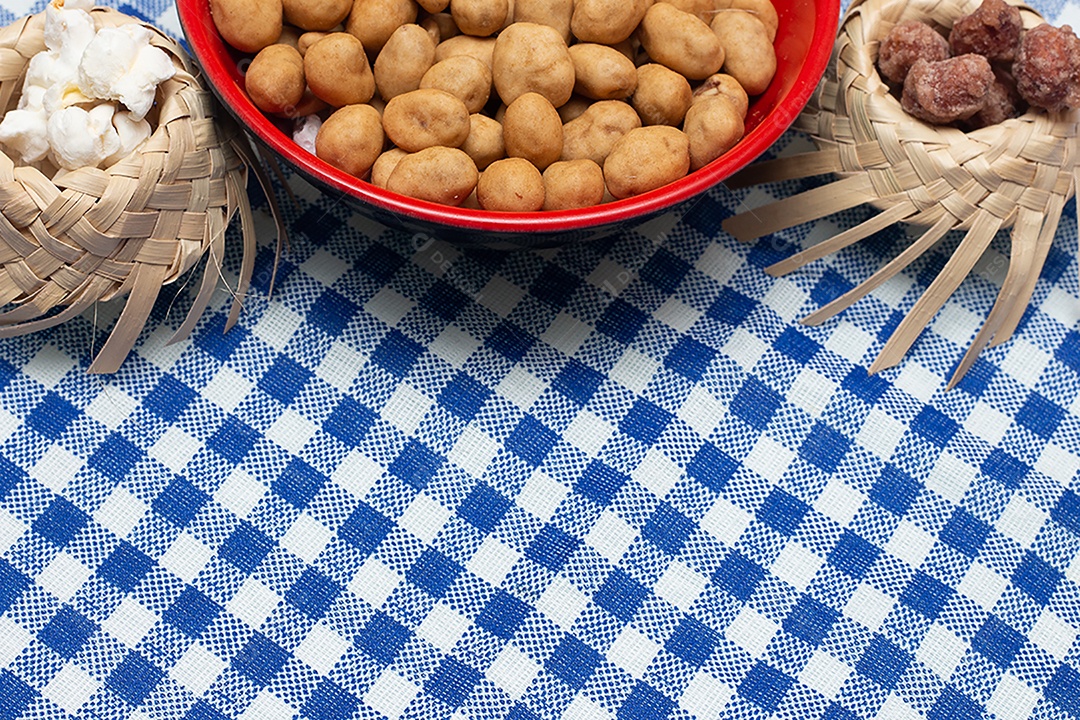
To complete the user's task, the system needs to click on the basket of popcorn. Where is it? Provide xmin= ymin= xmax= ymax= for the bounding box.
xmin=723 ymin=0 xmax=1080 ymax=388
xmin=0 ymin=0 xmax=275 ymax=373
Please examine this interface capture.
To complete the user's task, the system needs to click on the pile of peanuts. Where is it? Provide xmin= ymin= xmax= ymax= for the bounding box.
xmin=211 ymin=0 xmax=778 ymax=211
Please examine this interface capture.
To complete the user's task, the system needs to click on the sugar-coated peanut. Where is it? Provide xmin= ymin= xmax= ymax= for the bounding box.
xmin=212 ymin=0 xmax=282 ymax=52
xmin=452 ymin=0 xmax=510 ymax=37
xmin=315 ymin=104 xmax=384 ymax=177
xmin=684 ymin=94 xmax=743 ymax=169
xmin=383 ymin=88 xmax=471 ymax=151
xmin=434 ymin=34 xmax=497 ymax=69
xmin=386 ymin=146 xmax=479 ymax=205
xmin=246 ymin=44 xmax=305 ymax=114
xmin=692 ymin=72 xmax=748 ymax=117
xmin=711 ymin=9 xmax=776 ymax=95
xmin=513 ymin=0 xmax=572 ymax=42
xmin=375 ymin=24 xmax=437 ymax=101
xmin=345 ymin=0 xmax=418 ymax=53
xmin=304 ymin=33 xmax=375 ymax=106
xmin=371 ymin=148 xmax=409 ymax=187
xmin=491 ymin=22 xmax=575 ymax=106
xmin=477 ymin=157 xmax=545 ymax=210
xmin=461 ymin=113 xmax=505 ymax=169
xmin=561 ymin=100 xmax=641 ymax=165
xmin=570 ymin=0 xmax=648 ymax=44
xmin=569 ymin=44 xmax=638 ymax=100
xmin=729 ymin=0 xmax=778 ymax=41
xmin=604 ymin=125 xmax=691 ymax=198
xmin=283 ymin=0 xmax=350 ymax=31
xmin=542 ymin=159 xmax=605 ymax=209
xmin=633 ymin=63 xmax=693 ymax=125
xmin=420 ymin=56 xmax=492 ymax=113
xmin=639 ymin=3 xmax=725 ymax=80
xmin=503 ymin=92 xmax=563 ymax=169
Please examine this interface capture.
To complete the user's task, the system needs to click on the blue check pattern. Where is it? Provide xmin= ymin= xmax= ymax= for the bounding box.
xmin=2 ymin=1 xmax=1080 ymax=719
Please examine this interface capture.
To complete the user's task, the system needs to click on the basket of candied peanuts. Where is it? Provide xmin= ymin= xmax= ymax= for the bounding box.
xmin=724 ymin=0 xmax=1080 ymax=387
xmin=208 ymin=0 xmax=782 ymax=212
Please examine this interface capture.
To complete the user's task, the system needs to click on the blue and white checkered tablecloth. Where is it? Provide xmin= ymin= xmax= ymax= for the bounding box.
xmin=4 ymin=2 xmax=1080 ymax=720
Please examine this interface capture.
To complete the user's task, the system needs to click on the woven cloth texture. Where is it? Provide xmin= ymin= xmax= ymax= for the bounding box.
xmin=1 ymin=1 xmax=1080 ymax=720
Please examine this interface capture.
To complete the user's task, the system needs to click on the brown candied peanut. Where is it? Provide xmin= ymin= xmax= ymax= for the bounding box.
xmin=877 ymin=21 xmax=949 ymax=84
xmin=371 ymin=148 xmax=409 ymax=187
xmin=503 ymin=92 xmax=563 ymax=169
xmin=711 ymin=10 xmax=777 ymax=94
xmin=305 ymin=33 xmax=376 ymax=106
xmin=949 ymin=0 xmax=1024 ymax=62
xmin=297 ymin=31 xmax=328 ymax=55
xmin=1013 ymin=23 xmax=1080 ymax=112
xmin=569 ymin=44 xmax=638 ymax=100
xmin=316 ymin=104 xmax=385 ymax=177
xmin=283 ymin=0 xmax=351 ymax=30
xmin=902 ymin=55 xmax=994 ymax=123
xmin=658 ymin=0 xmax=716 ymax=21
xmin=683 ymin=95 xmax=743 ymax=169
xmin=420 ymin=56 xmax=493 ymax=113
xmin=452 ymin=0 xmax=510 ymax=36
xmin=345 ymin=0 xmax=419 ymax=53
xmin=461 ymin=113 xmax=505 ymax=169
xmin=692 ymin=73 xmax=748 ymax=117
xmin=561 ymin=100 xmax=642 ymax=164
xmin=211 ymin=0 xmax=282 ymax=52
xmin=640 ymin=3 xmax=725 ymax=80
xmin=246 ymin=44 xmax=305 ymax=115
xmin=604 ymin=125 xmax=690 ymax=198
xmin=966 ymin=67 xmax=1025 ymax=127
xmin=435 ymin=34 xmax=497 ymax=70
xmin=276 ymin=25 xmax=302 ymax=48
xmin=374 ymin=24 xmax=437 ymax=101
xmin=571 ymin=0 xmax=648 ymax=44
xmin=386 ymin=147 xmax=479 ymax=205
xmin=557 ymin=95 xmax=591 ymax=123
xmin=477 ymin=158 xmax=545 ymax=210
xmin=729 ymin=0 xmax=777 ymax=41
xmin=383 ymin=88 xmax=471 ymax=150
xmin=513 ymin=0 xmax=573 ymax=42
xmin=633 ymin=64 xmax=693 ymax=126
xmin=542 ymin=159 xmax=605 ymax=210
xmin=421 ymin=13 xmax=458 ymax=44
xmin=491 ymin=22 xmax=575 ymax=106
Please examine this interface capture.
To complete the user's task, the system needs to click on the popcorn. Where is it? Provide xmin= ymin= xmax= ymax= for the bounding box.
xmin=78 ymin=25 xmax=176 ymax=120
xmin=0 ymin=0 xmax=175 ymax=168
xmin=0 ymin=107 xmax=50 ymax=163
xmin=47 ymin=103 xmax=120 ymax=169
xmin=293 ymin=115 xmax=322 ymax=155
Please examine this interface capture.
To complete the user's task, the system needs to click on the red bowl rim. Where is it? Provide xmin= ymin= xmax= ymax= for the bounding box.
xmin=177 ymin=0 xmax=839 ymax=235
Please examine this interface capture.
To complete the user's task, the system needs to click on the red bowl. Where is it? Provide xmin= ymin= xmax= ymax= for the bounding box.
xmin=177 ymin=0 xmax=839 ymax=246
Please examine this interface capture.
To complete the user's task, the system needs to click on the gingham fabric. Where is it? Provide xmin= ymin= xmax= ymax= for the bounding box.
xmin=3 ymin=2 xmax=1080 ymax=720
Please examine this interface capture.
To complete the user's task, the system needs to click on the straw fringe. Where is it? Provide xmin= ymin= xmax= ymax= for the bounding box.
xmin=723 ymin=0 xmax=1078 ymax=388
xmin=0 ymin=7 xmax=274 ymax=373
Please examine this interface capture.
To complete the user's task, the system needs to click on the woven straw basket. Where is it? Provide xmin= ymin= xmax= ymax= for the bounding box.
xmin=0 ymin=7 xmax=278 ymax=373
xmin=724 ymin=0 xmax=1078 ymax=388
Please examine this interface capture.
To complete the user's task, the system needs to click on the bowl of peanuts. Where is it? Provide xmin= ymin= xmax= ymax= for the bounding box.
xmin=177 ymin=0 xmax=839 ymax=244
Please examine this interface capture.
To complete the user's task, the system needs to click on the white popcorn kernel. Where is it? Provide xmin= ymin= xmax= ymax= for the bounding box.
xmin=0 ymin=107 xmax=50 ymax=163
xmin=78 ymin=26 xmax=175 ymax=120
xmin=293 ymin=115 xmax=322 ymax=155
xmin=47 ymin=103 xmax=121 ymax=169
xmin=104 ymin=110 xmax=152 ymax=165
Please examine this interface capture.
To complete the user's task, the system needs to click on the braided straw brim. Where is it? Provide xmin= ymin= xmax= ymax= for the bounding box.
xmin=0 ymin=7 xmax=276 ymax=373
xmin=723 ymin=0 xmax=1078 ymax=388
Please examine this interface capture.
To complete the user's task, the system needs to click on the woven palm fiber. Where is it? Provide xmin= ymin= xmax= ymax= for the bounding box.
xmin=723 ymin=0 xmax=1077 ymax=388
xmin=0 ymin=6 xmax=281 ymax=373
